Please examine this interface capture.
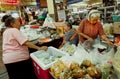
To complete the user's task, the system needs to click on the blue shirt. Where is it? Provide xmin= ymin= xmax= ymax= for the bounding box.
xmin=65 ymin=29 xmax=79 ymax=45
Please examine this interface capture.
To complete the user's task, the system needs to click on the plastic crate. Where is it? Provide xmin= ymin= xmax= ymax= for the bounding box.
xmin=30 ymin=46 xmax=67 ymax=79
xmin=112 ymin=15 xmax=120 ymax=22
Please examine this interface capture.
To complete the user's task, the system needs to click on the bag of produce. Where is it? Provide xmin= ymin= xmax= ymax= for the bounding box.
xmin=73 ymin=44 xmax=92 ymax=65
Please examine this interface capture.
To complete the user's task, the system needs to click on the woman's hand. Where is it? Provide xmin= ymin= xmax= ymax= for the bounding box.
xmin=88 ymin=38 xmax=93 ymax=41
xmin=106 ymin=40 xmax=113 ymax=46
xmin=38 ymin=46 xmax=48 ymax=51
xmin=101 ymin=35 xmax=113 ymax=46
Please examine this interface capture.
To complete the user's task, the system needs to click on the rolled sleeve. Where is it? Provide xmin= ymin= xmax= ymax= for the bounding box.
xmin=12 ymin=28 xmax=28 ymax=45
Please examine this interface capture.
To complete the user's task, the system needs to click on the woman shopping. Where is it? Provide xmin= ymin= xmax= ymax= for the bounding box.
xmin=2 ymin=16 xmax=47 ymax=79
xmin=77 ymin=10 xmax=112 ymax=45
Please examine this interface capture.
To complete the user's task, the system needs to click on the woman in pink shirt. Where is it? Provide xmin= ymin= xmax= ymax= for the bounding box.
xmin=2 ymin=16 xmax=47 ymax=79
xmin=78 ymin=10 xmax=112 ymax=45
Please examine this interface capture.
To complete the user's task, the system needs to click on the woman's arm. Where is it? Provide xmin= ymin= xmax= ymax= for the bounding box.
xmin=78 ymin=32 xmax=93 ymax=41
xmin=101 ymin=35 xmax=113 ymax=45
xmin=23 ymin=41 xmax=48 ymax=50
xmin=98 ymin=23 xmax=113 ymax=45
xmin=12 ymin=29 xmax=48 ymax=50
xmin=69 ymin=33 xmax=77 ymax=41
xmin=77 ymin=19 xmax=93 ymax=41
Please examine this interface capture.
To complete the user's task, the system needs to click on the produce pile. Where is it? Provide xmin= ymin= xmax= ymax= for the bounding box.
xmin=50 ymin=60 xmax=102 ymax=79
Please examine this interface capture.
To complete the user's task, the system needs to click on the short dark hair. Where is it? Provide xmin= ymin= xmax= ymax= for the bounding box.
xmin=5 ymin=16 xmax=15 ymax=27
xmin=1 ymin=15 xmax=10 ymax=22
xmin=65 ymin=22 xmax=72 ymax=29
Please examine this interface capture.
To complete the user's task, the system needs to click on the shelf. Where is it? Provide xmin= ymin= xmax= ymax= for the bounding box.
xmin=106 ymin=12 xmax=113 ymax=14
xmin=105 ymin=6 xmax=116 ymax=9
xmin=98 ymin=6 xmax=115 ymax=9
xmin=98 ymin=5 xmax=116 ymax=23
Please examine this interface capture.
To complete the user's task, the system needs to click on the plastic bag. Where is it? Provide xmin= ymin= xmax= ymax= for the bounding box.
xmin=90 ymin=47 xmax=114 ymax=66
xmin=72 ymin=43 xmax=92 ymax=65
xmin=61 ymin=55 xmax=77 ymax=68
xmin=43 ymin=14 xmax=56 ymax=28
xmin=89 ymin=48 xmax=100 ymax=64
xmin=113 ymin=46 xmax=120 ymax=79
xmin=82 ymin=40 xmax=94 ymax=52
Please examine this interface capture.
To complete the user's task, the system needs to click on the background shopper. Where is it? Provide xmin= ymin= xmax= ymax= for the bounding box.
xmin=2 ymin=16 xmax=47 ymax=79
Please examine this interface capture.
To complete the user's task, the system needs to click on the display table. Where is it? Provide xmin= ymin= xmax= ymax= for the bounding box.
xmin=29 ymin=37 xmax=63 ymax=53
xmin=20 ymin=25 xmax=64 ymax=53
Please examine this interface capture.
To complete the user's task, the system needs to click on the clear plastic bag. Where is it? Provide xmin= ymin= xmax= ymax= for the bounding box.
xmin=113 ymin=46 xmax=120 ymax=79
xmin=73 ymin=43 xmax=92 ymax=65
xmin=90 ymin=47 xmax=114 ymax=65
xmin=82 ymin=40 xmax=94 ymax=52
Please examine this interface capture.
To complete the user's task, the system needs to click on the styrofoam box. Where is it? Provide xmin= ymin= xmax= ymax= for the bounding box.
xmin=31 ymin=58 xmax=53 ymax=79
xmin=30 ymin=46 xmax=67 ymax=79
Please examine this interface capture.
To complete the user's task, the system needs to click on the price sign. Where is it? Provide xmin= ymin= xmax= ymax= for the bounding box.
xmin=0 ymin=0 xmax=19 ymax=5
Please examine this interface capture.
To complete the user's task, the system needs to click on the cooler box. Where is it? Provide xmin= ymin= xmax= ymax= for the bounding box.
xmin=30 ymin=46 xmax=67 ymax=79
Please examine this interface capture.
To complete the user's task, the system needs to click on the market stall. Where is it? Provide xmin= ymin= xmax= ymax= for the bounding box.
xmin=1 ymin=0 xmax=120 ymax=79
xmin=19 ymin=12 xmax=119 ymax=79
xmin=20 ymin=22 xmax=65 ymax=53
xmin=30 ymin=40 xmax=118 ymax=79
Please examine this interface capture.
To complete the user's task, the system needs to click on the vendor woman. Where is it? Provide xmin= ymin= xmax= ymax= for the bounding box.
xmin=77 ymin=10 xmax=112 ymax=45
